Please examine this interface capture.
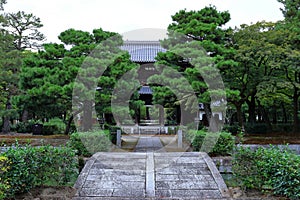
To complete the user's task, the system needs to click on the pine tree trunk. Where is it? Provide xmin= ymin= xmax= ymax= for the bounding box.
xmin=292 ymin=89 xmax=299 ymax=133
xmin=258 ymin=101 xmax=272 ymax=131
xmin=21 ymin=109 xmax=28 ymax=122
xmin=272 ymin=106 xmax=277 ymax=124
xmin=236 ymin=103 xmax=244 ymax=131
xmin=2 ymin=101 xmax=12 ymax=133
xmin=82 ymin=100 xmax=93 ymax=132
xmin=281 ymin=102 xmax=288 ymax=123
xmin=247 ymin=95 xmax=256 ymax=124
xmin=65 ymin=115 xmax=74 ymax=135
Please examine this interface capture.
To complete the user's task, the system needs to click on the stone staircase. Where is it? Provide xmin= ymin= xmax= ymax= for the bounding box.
xmin=73 ymin=152 xmax=230 ymax=199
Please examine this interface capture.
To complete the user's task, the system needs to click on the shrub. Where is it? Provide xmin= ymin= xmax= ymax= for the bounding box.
xmin=43 ymin=118 xmax=66 ymax=135
xmin=0 ymin=156 xmax=10 ymax=200
xmin=223 ymin=123 xmax=241 ymax=135
xmin=244 ymin=123 xmax=269 ymax=134
xmin=2 ymin=145 xmax=38 ymax=196
xmin=108 ymin=126 xmax=121 ymax=144
xmin=233 ymin=146 xmax=300 ymax=199
xmin=272 ymin=123 xmax=293 ymax=133
xmin=69 ymin=130 xmax=112 ymax=157
xmin=167 ymin=126 xmax=178 ymax=134
xmin=187 ymin=130 xmax=235 ymax=156
xmin=1 ymin=144 xmax=78 ymax=198
xmin=11 ymin=121 xmax=35 ymax=133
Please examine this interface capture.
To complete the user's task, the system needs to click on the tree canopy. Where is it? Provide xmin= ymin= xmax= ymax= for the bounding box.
xmin=0 ymin=3 xmax=299 ymax=135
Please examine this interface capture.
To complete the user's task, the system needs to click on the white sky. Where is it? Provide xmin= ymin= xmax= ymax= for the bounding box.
xmin=4 ymin=0 xmax=284 ymax=43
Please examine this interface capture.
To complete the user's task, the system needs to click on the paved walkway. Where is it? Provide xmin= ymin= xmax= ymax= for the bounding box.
xmin=134 ymin=136 xmax=166 ymax=152
xmin=73 ymin=151 xmax=230 ymax=199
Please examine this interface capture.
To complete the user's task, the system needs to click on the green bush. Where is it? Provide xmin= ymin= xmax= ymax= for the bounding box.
xmin=233 ymin=146 xmax=300 ymax=199
xmin=223 ymin=123 xmax=241 ymax=135
xmin=187 ymin=130 xmax=235 ymax=156
xmin=11 ymin=121 xmax=35 ymax=133
xmin=245 ymin=123 xmax=269 ymax=134
xmin=43 ymin=118 xmax=66 ymax=135
xmin=69 ymin=130 xmax=112 ymax=157
xmin=108 ymin=126 xmax=122 ymax=144
xmin=0 ymin=156 xmax=10 ymax=200
xmin=1 ymin=144 xmax=78 ymax=198
xmin=167 ymin=126 xmax=178 ymax=134
xmin=272 ymin=123 xmax=293 ymax=133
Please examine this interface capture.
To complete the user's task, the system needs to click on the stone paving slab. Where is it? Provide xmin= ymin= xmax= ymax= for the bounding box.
xmin=134 ymin=137 xmax=166 ymax=152
xmin=73 ymin=152 xmax=230 ymax=199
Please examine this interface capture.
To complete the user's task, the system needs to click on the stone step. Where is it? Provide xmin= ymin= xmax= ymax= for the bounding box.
xmin=73 ymin=152 xmax=230 ymax=200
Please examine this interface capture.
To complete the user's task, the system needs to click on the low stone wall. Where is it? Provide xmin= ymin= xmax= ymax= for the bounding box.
xmin=212 ymin=156 xmax=233 ymax=173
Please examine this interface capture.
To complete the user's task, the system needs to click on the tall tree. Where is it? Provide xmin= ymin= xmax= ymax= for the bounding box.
xmin=20 ymin=28 xmax=136 ymax=133
xmin=1 ymin=10 xmax=45 ymax=123
xmin=0 ymin=30 xmax=21 ymax=133
xmin=154 ymin=6 xmax=232 ymax=130
xmin=276 ymin=0 xmax=300 ymax=132
xmin=2 ymin=11 xmax=45 ymax=50
xmin=0 ymin=0 xmax=6 ymax=10
xmin=223 ymin=22 xmax=281 ymax=129
xmin=278 ymin=0 xmax=300 ymax=21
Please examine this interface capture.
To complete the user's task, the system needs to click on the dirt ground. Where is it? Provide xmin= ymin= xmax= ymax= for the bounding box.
xmin=243 ymin=132 xmax=300 ymax=144
xmin=0 ymin=133 xmax=70 ymax=147
xmin=13 ymin=186 xmax=76 ymax=200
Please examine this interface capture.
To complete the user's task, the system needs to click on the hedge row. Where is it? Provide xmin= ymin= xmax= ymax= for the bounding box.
xmin=69 ymin=130 xmax=112 ymax=157
xmin=233 ymin=146 xmax=300 ymax=199
xmin=0 ymin=144 xmax=78 ymax=199
xmin=0 ymin=156 xmax=10 ymax=199
xmin=10 ymin=118 xmax=67 ymax=134
xmin=223 ymin=123 xmax=300 ymax=135
xmin=185 ymin=130 xmax=235 ymax=156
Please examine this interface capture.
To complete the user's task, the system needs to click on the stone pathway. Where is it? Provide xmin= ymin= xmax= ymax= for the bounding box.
xmin=73 ymin=152 xmax=230 ymax=200
xmin=134 ymin=136 xmax=166 ymax=152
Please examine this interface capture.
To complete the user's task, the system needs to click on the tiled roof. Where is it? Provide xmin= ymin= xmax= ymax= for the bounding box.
xmin=138 ymin=86 xmax=153 ymax=94
xmin=120 ymin=41 xmax=166 ymax=62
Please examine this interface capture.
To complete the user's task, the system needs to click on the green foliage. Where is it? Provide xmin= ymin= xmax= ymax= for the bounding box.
xmin=0 ymin=0 xmax=6 ymax=10
xmin=277 ymin=0 xmax=300 ymax=21
xmin=0 ymin=29 xmax=22 ymax=133
xmin=150 ymin=6 xmax=230 ymax=130
xmin=107 ymin=125 xmax=122 ymax=144
xmin=43 ymin=118 xmax=66 ymax=135
xmin=244 ymin=123 xmax=269 ymax=134
xmin=10 ymin=121 xmax=35 ymax=133
xmin=69 ymin=130 xmax=112 ymax=157
xmin=223 ymin=124 xmax=241 ymax=135
xmin=2 ymin=11 xmax=45 ymax=50
xmin=167 ymin=126 xmax=178 ymax=135
xmin=233 ymin=146 xmax=300 ymax=199
xmin=1 ymin=144 xmax=78 ymax=198
xmin=0 ymin=155 xmax=10 ymax=200
xmin=187 ymin=130 xmax=235 ymax=156
xmin=272 ymin=123 xmax=295 ymax=133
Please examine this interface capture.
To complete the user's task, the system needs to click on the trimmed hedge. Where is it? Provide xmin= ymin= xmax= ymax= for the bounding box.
xmin=10 ymin=121 xmax=35 ymax=133
xmin=69 ymin=130 xmax=112 ymax=157
xmin=1 ymin=144 xmax=78 ymax=199
xmin=233 ymin=146 xmax=300 ymax=199
xmin=223 ymin=124 xmax=241 ymax=135
xmin=0 ymin=156 xmax=10 ymax=200
xmin=186 ymin=130 xmax=235 ymax=156
xmin=43 ymin=118 xmax=66 ymax=135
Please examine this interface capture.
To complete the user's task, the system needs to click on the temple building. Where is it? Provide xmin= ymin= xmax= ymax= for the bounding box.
xmin=120 ymin=41 xmax=166 ymax=126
